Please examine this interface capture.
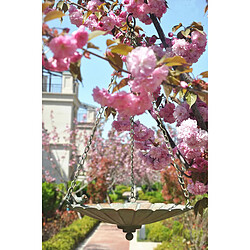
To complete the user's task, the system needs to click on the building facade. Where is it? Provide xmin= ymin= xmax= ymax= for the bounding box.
xmin=42 ymin=70 xmax=97 ymax=183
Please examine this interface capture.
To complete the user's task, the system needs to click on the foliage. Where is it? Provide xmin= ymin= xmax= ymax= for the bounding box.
xmin=42 ymin=210 xmax=79 ymax=242
xmin=161 ymin=164 xmax=187 ymax=204
xmin=42 ymin=216 xmax=99 ymax=250
xmin=138 ymin=190 xmax=165 ymax=203
xmin=146 ymin=221 xmax=173 ymax=242
xmin=143 ymin=210 xmax=208 ymax=249
xmin=154 ymin=235 xmax=189 ymax=250
xmin=42 ymin=182 xmax=64 ymax=219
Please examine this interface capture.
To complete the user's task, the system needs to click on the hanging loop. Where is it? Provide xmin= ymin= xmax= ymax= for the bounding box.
xmin=126 ymin=13 xmax=136 ymax=30
xmin=125 ymin=13 xmax=138 ymax=48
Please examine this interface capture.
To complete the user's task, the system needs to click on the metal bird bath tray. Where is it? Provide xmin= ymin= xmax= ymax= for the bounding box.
xmin=68 ymin=201 xmax=192 ymax=240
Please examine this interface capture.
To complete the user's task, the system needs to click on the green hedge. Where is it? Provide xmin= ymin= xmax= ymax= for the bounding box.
xmin=42 ymin=182 xmax=64 ymax=218
xmin=154 ymin=236 xmax=187 ymax=250
xmin=138 ymin=190 xmax=165 ymax=203
xmin=42 ymin=216 xmax=99 ymax=250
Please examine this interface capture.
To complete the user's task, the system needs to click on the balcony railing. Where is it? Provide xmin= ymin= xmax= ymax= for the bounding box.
xmin=42 ymin=83 xmax=62 ymax=93
xmin=42 ymin=69 xmax=62 ymax=93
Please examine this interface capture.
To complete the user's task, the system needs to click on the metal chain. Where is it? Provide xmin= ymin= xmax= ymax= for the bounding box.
xmin=125 ymin=13 xmax=138 ymax=48
xmin=152 ymin=101 xmax=191 ymax=207
xmin=65 ymin=78 xmax=114 ymax=203
xmin=129 ymin=116 xmax=136 ymax=202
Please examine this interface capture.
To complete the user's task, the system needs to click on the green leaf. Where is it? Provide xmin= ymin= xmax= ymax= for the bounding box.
xmin=194 ymin=197 xmax=208 ymax=217
xmin=62 ymin=3 xmax=69 ymax=13
xmin=56 ymin=1 xmax=64 ymax=10
xmin=162 ymin=83 xmax=173 ymax=99
xmin=204 ymin=5 xmax=208 ymax=14
xmin=178 ymin=89 xmax=187 ymax=99
xmin=106 ymin=52 xmax=123 ymax=71
xmin=199 ymin=71 xmax=208 ymax=78
xmin=163 ymin=56 xmax=188 ymax=67
xmin=69 ymin=61 xmax=82 ymax=82
xmin=87 ymin=42 xmax=100 ymax=50
xmin=190 ymin=21 xmax=204 ymax=31
xmin=42 ymin=2 xmax=52 ymax=12
xmin=186 ymin=92 xmax=197 ymax=108
xmin=182 ymin=28 xmax=191 ymax=38
xmin=87 ymin=30 xmax=107 ymax=41
xmin=106 ymin=39 xmax=120 ymax=47
xmin=172 ymin=23 xmax=182 ymax=33
xmin=112 ymin=78 xmax=129 ymax=93
xmin=83 ymin=10 xmax=92 ymax=24
xmin=104 ymin=107 xmax=117 ymax=119
xmin=44 ymin=10 xmax=65 ymax=22
xmin=95 ymin=11 xmax=102 ymax=20
xmin=109 ymin=44 xmax=133 ymax=56
xmin=167 ymin=76 xmax=180 ymax=85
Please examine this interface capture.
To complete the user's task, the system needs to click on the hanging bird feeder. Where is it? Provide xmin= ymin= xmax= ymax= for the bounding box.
xmin=63 ymin=15 xmax=193 ymax=241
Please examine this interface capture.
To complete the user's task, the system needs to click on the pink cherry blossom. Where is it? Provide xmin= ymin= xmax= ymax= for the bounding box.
xmin=98 ymin=16 xmax=116 ymax=32
xmin=177 ymin=118 xmax=208 ymax=151
xmin=177 ymin=142 xmax=202 ymax=161
xmin=69 ymin=5 xmax=84 ymax=27
xmin=187 ymin=181 xmax=208 ymax=195
xmin=173 ymin=102 xmax=190 ymax=125
xmin=69 ymin=51 xmax=82 ymax=63
xmin=83 ymin=14 xmax=99 ymax=31
xmin=133 ymin=121 xmax=155 ymax=142
xmin=112 ymin=114 xmax=131 ymax=132
xmin=192 ymin=157 xmax=208 ymax=173
xmin=87 ymin=0 xmax=102 ymax=12
xmin=172 ymin=39 xmax=190 ymax=57
xmin=43 ymin=56 xmax=70 ymax=72
xmin=72 ymin=25 xmax=88 ymax=48
xmin=92 ymin=87 xmax=114 ymax=107
xmin=49 ymin=35 xmax=77 ymax=59
xmin=159 ymin=102 xmax=175 ymax=124
xmin=191 ymin=31 xmax=207 ymax=48
xmin=126 ymin=47 xmax=157 ymax=78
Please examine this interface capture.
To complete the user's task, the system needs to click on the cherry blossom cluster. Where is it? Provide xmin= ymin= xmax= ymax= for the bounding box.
xmin=159 ymin=98 xmax=208 ymax=126
xmin=43 ymin=25 xmax=88 ymax=72
xmin=93 ymin=46 xmax=169 ymax=116
xmin=122 ymin=0 xmax=167 ymax=24
xmin=69 ymin=3 xmax=127 ymax=33
xmin=112 ymin=114 xmax=172 ymax=171
xmin=156 ymin=98 xmax=208 ymax=195
xmin=171 ymin=30 xmax=207 ymax=64
xmin=176 ymin=118 xmax=208 ymax=195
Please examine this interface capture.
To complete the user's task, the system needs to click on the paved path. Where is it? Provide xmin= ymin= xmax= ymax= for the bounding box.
xmin=76 ymin=222 xmax=160 ymax=250
xmin=78 ymin=223 xmax=130 ymax=250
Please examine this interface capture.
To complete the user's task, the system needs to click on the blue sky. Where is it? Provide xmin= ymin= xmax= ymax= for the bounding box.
xmin=47 ymin=0 xmax=208 ymax=136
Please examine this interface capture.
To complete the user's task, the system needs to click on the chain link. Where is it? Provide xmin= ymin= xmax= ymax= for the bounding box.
xmin=152 ymin=101 xmax=191 ymax=207
xmin=65 ymin=79 xmax=114 ymax=203
xmin=129 ymin=116 xmax=136 ymax=202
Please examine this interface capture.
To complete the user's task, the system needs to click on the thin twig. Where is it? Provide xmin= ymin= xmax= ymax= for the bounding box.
xmin=83 ymin=49 xmax=130 ymax=74
xmin=68 ymin=0 xmax=88 ymax=11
